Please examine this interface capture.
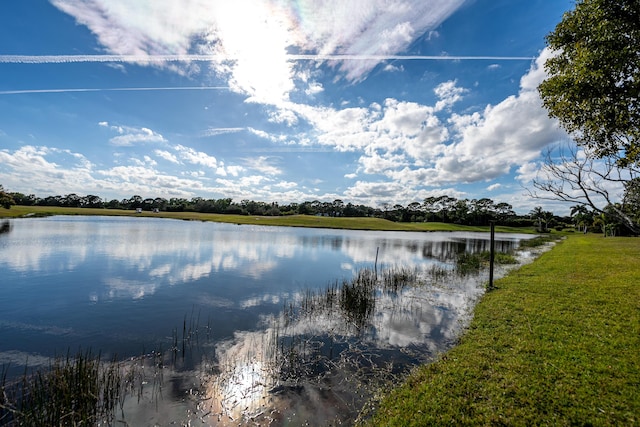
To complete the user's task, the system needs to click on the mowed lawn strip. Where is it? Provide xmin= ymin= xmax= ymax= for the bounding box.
xmin=368 ymin=234 xmax=640 ymax=426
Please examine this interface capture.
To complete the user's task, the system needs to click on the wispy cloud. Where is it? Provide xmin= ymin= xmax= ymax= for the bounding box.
xmin=200 ymin=127 xmax=244 ymax=137
xmin=0 ymin=54 xmax=536 ymax=64
xmin=27 ymin=0 xmax=531 ymax=107
xmin=0 ymin=86 xmax=229 ymax=95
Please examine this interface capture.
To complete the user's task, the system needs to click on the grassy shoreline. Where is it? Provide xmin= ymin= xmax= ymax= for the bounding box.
xmin=366 ymin=234 xmax=640 ymax=425
xmin=0 ymin=205 xmax=535 ymax=233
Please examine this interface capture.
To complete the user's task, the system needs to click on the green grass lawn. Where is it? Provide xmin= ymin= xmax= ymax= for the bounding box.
xmin=367 ymin=234 xmax=640 ymax=426
xmin=0 ymin=205 xmax=534 ymax=233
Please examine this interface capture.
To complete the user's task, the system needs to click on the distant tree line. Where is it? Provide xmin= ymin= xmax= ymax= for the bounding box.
xmin=4 ymin=184 xmax=639 ymax=233
xmin=3 ymin=186 xmax=559 ymax=227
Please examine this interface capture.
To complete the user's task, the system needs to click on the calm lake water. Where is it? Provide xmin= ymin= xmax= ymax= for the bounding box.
xmin=0 ymin=216 xmax=535 ymax=425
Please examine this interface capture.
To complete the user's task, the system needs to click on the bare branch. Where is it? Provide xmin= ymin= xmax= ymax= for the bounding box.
xmin=530 ymin=143 xmax=639 ymax=234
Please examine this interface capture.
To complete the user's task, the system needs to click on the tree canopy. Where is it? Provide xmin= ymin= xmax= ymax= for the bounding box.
xmin=535 ymin=0 xmax=640 ymax=234
xmin=0 ymin=185 xmax=15 ymax=209
xmin=538 ymin=0 xmax=640 ymax=166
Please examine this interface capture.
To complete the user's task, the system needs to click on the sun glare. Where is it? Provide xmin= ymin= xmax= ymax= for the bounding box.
xmin=202 ymin=331 xmax=273 ymax=423
xmin=210 ymin=1 xmax=300 ymax=105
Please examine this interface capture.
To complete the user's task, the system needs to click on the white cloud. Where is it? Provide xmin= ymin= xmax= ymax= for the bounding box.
xmin=434 ymin=80 xmax=466 ymax=111
xmin=0 ymin=146 xmax=96 ymax=194
xmin=243 ymin=156 xmax=282 ymax=176
xmin=344 ymin=180 xmax=407 ymax=200
xmin=157 ymin=145 xmax=245 ymax=178
xmin=516 ymin=162 xmax=540 ymax=183
xmin=360 ymin=150 xmax=407 ymax=175
xmin=247 ymin=127 xmax=289 ymax=144
xmin=184 ymin=170 xmax=205 ymax=178
xmin=51 ymin=0 xmax=468 ymax=106
xmin=274 ymin=180 xmax=297 ymax=189
xmin=304 ymin=82 xmax=324 ymax=96
xmin=303 ymin=0 xmax=467 ymax=82
xmin=260 ymin=48 xmax=565 ymax=193
xmin=154 ymin=149 xmax=180 ymax=164
xmin=343 ymin=180 xmax=461 ymax=207
xmin=383 ymin=63 xmax=405 ymax=73
xmin=3 ymin=5 xmax=571 ymax=214
xmin=175 ymin=144 xmax=218 ymax=169
xmin=215 ymin=175 xmax=269 ymax=197
xmin=50 ymin=0 xmax=212 ymax=64
xmin=225 ymin=165 xmax=244 ymax=177
xmin=0 ymin=145 xmax=198 ymax=199
xmin=100 ymin=122 xmax=167 ymax=146
xmin=432 ymin=52 xmax=564 ymax=184
xmin=200 ymin=127 xmax=244 ymax=137
xmin=487 ymin=183 xmax=502 ymax=191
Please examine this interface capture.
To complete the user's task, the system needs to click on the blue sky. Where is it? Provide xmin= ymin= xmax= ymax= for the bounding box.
xmin=0 ymin=0 xmax=576 ymax=214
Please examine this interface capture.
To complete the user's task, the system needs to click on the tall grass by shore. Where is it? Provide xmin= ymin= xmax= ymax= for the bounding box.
xmin=1 ymin=350 xmax=120 ymax=425
xmin=366 ymin=234 xmax=640 ymax=425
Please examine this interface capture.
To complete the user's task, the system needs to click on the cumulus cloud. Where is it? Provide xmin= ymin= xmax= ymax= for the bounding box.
xmin=0 ymin=144 xmax=236 ymax=200
xmin=154 ymin=149 xmax=180 ymax=164
xmin=280 ymin=48 xmax=565 ymax=192
xmin=242 ymin=156 xmax=282 ymax=176
xmin=174 ymin=144 xmax=218 ymax=169
xmin=432 ymin=48 xmax=564 ymax=184
xmin=274 ymin=180 xmax=298 ymax=189
xmin=100 ymin=122 xmax=167 ymax=146
xmin=434 ymin=80 xmax=466 ymax=111
xmin=156 ymin=145 xmax=246 ymax=178
xmin=0 ymin=146 xmax=99 ymax=194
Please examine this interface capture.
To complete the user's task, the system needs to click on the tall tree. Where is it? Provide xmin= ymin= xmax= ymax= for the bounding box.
xmin=332 ymin=199 xmax=344 ymax=217
xmin=536 ymin=0 xmax=640 ymax=234
xmin=538 ymin=0 xmax=640 ymax=166
xmin=570 ymin=205 xmax=593 ymax=232
xmin=622 ymin=177 xmax=640 ymax=226
xmin=0 ymin=185 xmax=15 ymax=209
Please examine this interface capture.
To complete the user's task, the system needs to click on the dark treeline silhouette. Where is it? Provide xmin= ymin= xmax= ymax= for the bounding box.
xmin=3 ymin=190 xmax=559 ymax=227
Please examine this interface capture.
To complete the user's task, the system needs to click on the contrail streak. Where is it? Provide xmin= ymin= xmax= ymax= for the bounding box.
xmin=0 ymin=86 xmax=230 ymax=95
xmin=0 ymin=54 xmax=536 ymax=64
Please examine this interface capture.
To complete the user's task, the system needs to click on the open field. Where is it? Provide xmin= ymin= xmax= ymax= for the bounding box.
xmin=366 ymin=234 xmax=640 ymax=426
xmin=0 ymin=205 xmax=535 ymax=233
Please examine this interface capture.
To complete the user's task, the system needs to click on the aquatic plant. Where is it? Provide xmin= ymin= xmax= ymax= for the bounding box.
xmin=454 ymin=250 xmax=518 ymax=276
xmin=0 ymin=350 xmax=122 ymax=425
xmin=0 ymin=348 xmax=171 ymax=426
xmin=517 ymin=234 xmax=561 ymax=248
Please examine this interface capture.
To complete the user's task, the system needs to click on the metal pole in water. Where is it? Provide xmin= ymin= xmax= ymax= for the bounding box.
xmin=489 ymin=221 xmax=495 ymax=290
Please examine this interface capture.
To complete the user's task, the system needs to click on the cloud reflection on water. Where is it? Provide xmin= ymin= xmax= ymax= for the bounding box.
xmin=0 ymin=216 xmax=540 ymax=425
